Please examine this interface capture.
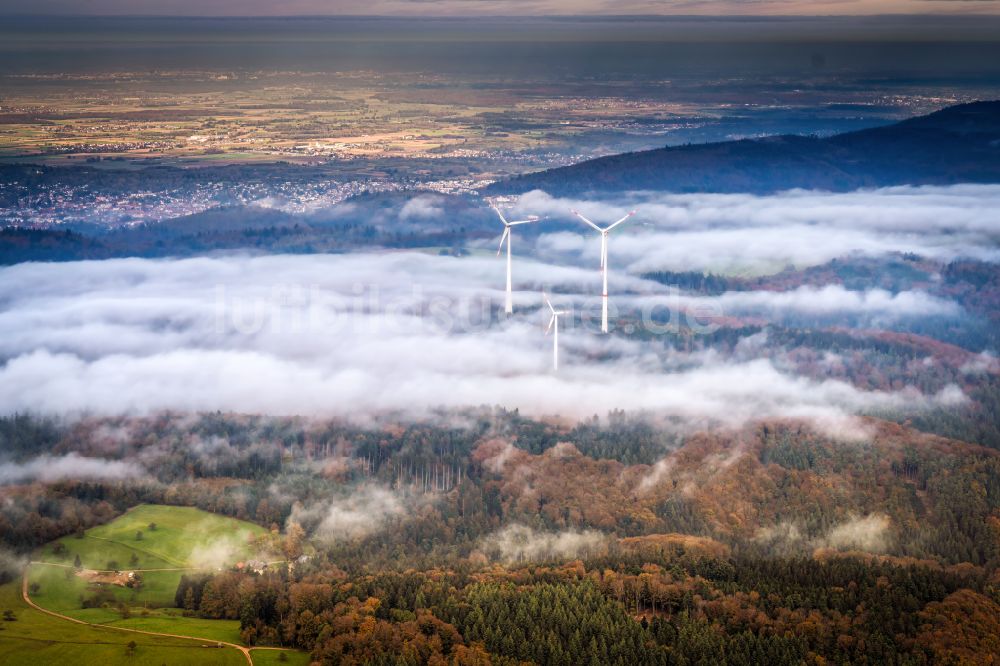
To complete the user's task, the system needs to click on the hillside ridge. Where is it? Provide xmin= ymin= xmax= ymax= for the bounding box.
xmin=486 ymin=100 xmax=1000 ymax=196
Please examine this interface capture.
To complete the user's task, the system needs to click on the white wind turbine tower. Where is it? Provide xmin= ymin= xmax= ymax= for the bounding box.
xmin=571 ymin=208 xmax=636 ymax=333
xmin=543 ymin=292 xmax=567 ymax=372
xmin=493 ymin=205 xmax=540 ymax=314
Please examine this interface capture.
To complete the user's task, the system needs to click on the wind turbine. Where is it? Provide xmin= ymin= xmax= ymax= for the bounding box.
xmin=571 ymin=209 xmax=636 ymax=333
xmin=493 ymin=205 xmax=540 ymax=314
xmin=543 ymin=292 xmax=567 ymax=372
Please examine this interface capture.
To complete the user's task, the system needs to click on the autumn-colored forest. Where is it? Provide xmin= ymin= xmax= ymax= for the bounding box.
xmin=2 ymin=407 xmax=999 ymax=665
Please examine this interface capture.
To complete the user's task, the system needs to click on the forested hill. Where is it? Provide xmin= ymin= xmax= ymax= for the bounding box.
xmin=486 ymin=101 xmax=1000 ymax=196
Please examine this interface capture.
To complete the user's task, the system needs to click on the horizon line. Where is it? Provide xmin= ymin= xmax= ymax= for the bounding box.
xmin=3 ymin=13 xmax=1000 ymax=20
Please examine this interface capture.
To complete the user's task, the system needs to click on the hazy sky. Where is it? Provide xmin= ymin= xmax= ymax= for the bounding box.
xmin=2 ymin=0 xmax=999 ymax=16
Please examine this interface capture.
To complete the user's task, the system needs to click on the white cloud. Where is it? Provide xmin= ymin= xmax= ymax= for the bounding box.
xmin=0 ymin=253 xmax=967 ymax=433
xmin=635 ymin=457 xmax=676 ymax=495
xmin=0 ymin=547 xmax=27 ymax=578
xmin=289 ymin=486 xmax=406 ymax=543
xmin=479 ymin=524 xmax=607 ymax=562
xmin=821 ymin=514 xmax=892 ymax=552
xmin=959 ymin=352 xmax=999 ymax=375
xmin=0 ymin=453 xmax=145 ymax=485
xmin=4 ymin=184 xmax=987 ymax=433
xmin=188 ymin=534 xmax=253 ymax=570
xmin=524 ymin=185 xmax=1000 ymax=273
xmin=399 ymin=194 xmax=445 ymax=221
xmin=0 ymin=348 xmax=966 ymax=430
xmin=626 ymin=284 xmax=960 ymax=321
xmin=756 ymin=513 xmax=892 ymax=553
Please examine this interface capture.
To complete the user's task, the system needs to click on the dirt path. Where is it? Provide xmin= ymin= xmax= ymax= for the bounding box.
xmin=21 ymin=572 xmax=254 ymax=666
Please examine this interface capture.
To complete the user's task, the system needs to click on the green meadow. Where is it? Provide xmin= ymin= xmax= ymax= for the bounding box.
xmin=0 ymin=579 xmax=246 ymax=666
xmin=25 ymin=505 xmax=272 ymax=645
xmin=250 ymin=648 xmax=314 ymax=666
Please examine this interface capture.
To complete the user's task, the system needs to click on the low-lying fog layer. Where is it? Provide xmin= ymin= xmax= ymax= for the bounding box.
xmin=0 ymin=223 xmax=974 ymax=433
xmin=518 ymin=185 xmax=1000 ymax=272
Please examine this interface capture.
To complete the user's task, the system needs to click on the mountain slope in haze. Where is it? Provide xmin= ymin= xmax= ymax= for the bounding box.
xmin=487 ymin=101 xmax=1000 ymax=196
xmin=0 ymin=191 xmax=495 ymax=264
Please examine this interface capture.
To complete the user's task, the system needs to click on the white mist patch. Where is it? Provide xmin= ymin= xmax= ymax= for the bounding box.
xmin=0 ymin=350 xmax=966 ymax=433
xmin=0 ymin=547 xmax=27 ymax=578
xmin=820 ymin=514 xmax=892 ymax=552
xmin=754 ymin=520 xmax=805 ymax=546
xmin=0 ymin=252 xmax=969 ymax=433
xmin=523 ymin=185 xmax=1000 ymax=272
xmin=960 ymin=352 xmax=999 ymax=376
xmin=188 ymin=536 xmax=246 ymax=570
xmin=399 ymin=194 xmax=445 ymax=221
xmin=480 ymin=524 xmax=607 ymax=562
xmin=666 ymin=285 xmax=960 ymax=319
xmin=0 ymin=453 xmax=145 ymax=485
xmin=290 ymin=485 xmax=407 ymax=543
xmin=756 ymin=513 xmax=892 ymax=554
xmin=635 ymin=457 xmax=676 ymax=495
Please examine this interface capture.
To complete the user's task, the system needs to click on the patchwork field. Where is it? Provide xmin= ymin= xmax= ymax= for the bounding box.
xmin=0 ymin=77 xmax=550 ymax=168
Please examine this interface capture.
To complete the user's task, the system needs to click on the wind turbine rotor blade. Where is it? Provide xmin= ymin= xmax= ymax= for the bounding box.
xmin=600 ymin=235 xmax=607 ymax=269
xmin=492 ymin=206 xmax=509 ymax=226
xmin=508 ymin=218 xmax=536 ymax=226
xmin=545 ymin=315 xmax=555 ymax=335
xmin=606 ymin=210 xmax=636 ymax=231
xmin=572 ymin=210 xmax=603 ymax=233
xmin=496 ymin=227 xmax=510 ymax=255
xmin=542 ymin=291 xmax=557 ymax=314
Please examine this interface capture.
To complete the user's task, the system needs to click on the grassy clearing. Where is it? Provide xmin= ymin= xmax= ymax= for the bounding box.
xmin=250 ymin=648 xmax=313 ymax=666
xmin=28 ymin=563 xmax=182 ymax=610
xmin=85 ymin=504 xmax=268 ymax=567
xmin=0 ymin=579 xmax=246 ymax=666
xmin=24 ymin=565 xmax=242 ymax=643
xmin=105 ymin=614 xmax=243 ymax=644
xmin=26 ymin=504 xmax=272 ymax=648
xmin=36 ymin=534 xmax=175 ymax=570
